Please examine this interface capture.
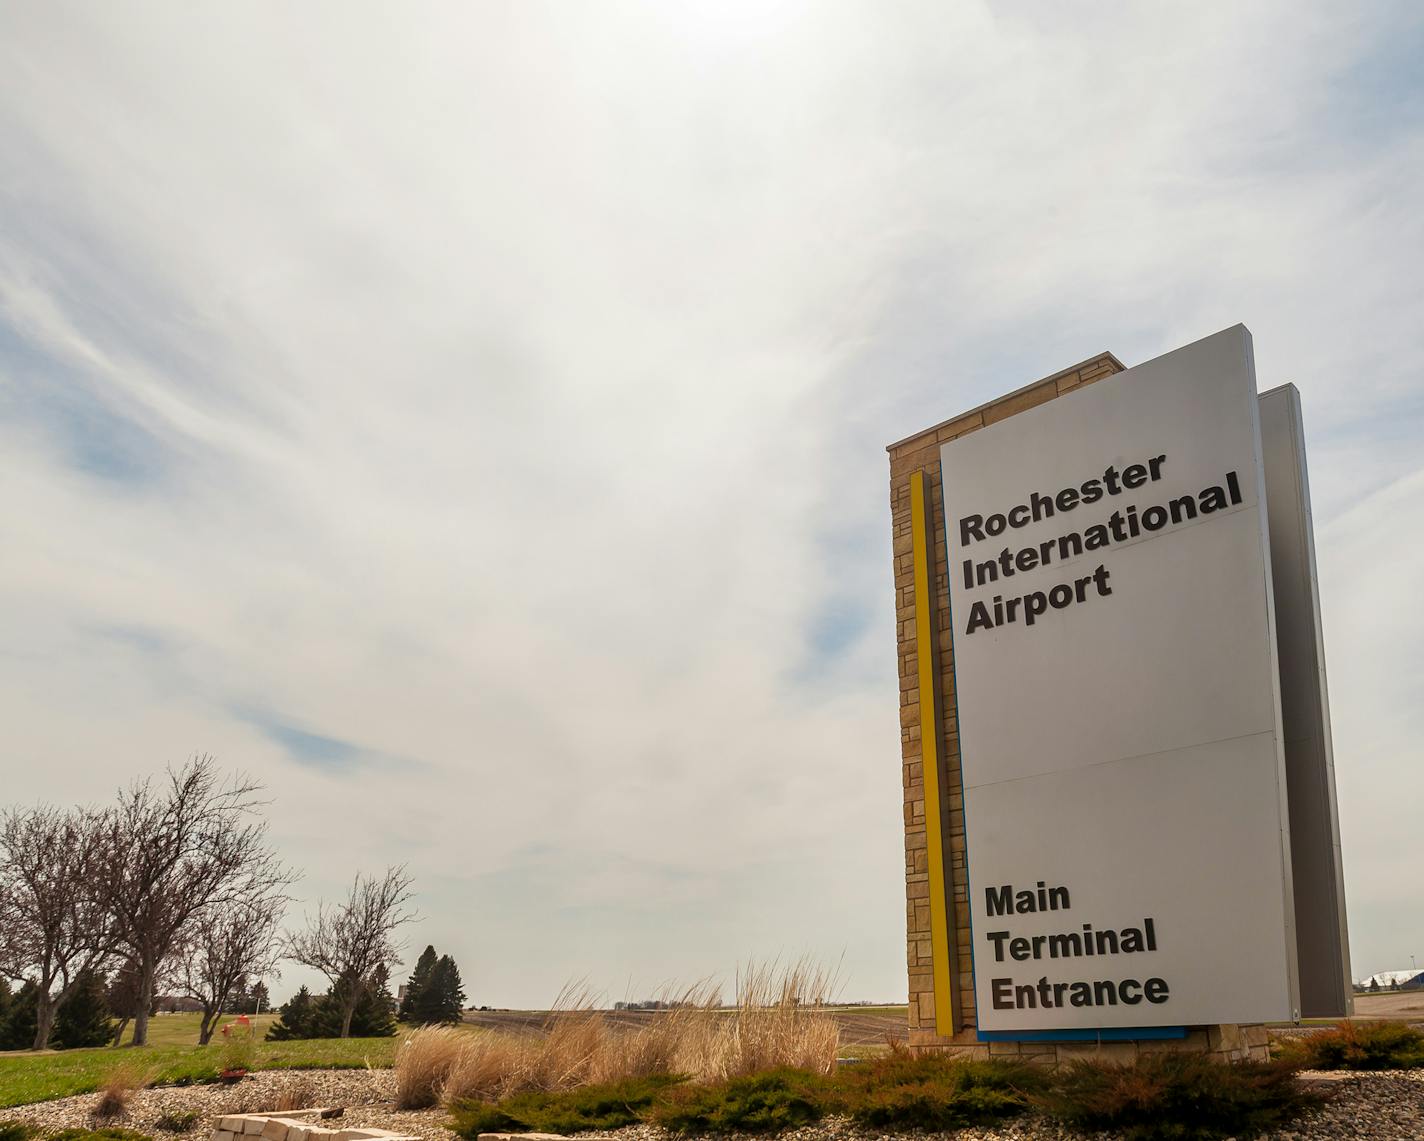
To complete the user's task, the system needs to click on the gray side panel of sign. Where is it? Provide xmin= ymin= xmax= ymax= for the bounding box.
xmin=1258 ymin=384 xmax=1353 ymax=1018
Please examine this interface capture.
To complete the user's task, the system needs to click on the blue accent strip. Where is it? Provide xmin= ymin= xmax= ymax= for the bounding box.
xmin=978 ymin=1026 xmax=1188 ymax=1043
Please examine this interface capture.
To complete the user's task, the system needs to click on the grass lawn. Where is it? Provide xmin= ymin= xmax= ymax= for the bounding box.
xmin=0 ymin=1013 xmax=403 ymax=1109
xmin=114 ymin=1012 xmax=280 ymax=1047
xmin=836 ymin=1041 xmax=892 ymax=1060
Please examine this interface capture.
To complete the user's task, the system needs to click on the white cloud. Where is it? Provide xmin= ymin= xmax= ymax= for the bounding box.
xmin=1 ymin=1 xmax=1421 ymax=1003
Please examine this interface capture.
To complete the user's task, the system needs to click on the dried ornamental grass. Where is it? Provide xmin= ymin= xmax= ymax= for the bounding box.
xmin=92 ymin=1062 xmax=154 ymax=1121
xmin=590 ymin=983 xmax=718 ymax=1084
xmin=682 ymin=959 xmax=842 ymax=1082
xmin=430 ymin=959 xmax=842 ymax=1110
xmin=395 ymin=1026 xmax=475 ymax=1109
xmin=269 ymin=1078 xmax=317 ymax=1112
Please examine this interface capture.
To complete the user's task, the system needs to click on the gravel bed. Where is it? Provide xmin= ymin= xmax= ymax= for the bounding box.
xmin=1 ymin=1067 xmax=1419 ymax=1141
xmin=1 ymin=1070 xmax=455 ymax=1141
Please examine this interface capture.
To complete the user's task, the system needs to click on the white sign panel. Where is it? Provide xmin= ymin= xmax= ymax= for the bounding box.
xmin=940 ymin=325 xmax=1300 ymax=1030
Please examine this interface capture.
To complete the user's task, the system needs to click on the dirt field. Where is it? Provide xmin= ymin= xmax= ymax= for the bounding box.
xmin=1347 ymin=990 xmax=1424 ymax=1023
xmin=460 ymin=1005 xmax=911 ymax=1051
xmin=459 ymin=992 xmax=1423 ymax=1046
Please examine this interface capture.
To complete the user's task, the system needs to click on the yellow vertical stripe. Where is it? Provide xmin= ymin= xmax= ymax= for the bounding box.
xmin=910 ymin=470 xmax=956 ymax=1036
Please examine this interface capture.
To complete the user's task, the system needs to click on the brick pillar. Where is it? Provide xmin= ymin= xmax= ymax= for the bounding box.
xmin=888 ymin=354 xmax=1121 ymax=1055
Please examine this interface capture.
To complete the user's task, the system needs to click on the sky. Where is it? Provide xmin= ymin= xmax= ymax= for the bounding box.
xmin=1 ymin=1 xmax=1422 ymax=1008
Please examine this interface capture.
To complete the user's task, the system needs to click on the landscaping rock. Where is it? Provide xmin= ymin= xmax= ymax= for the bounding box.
xmin=477 ymin=1135 xmax=571 ymax=1141
xmin=219 ymin=1114 xmax=423 ymax=1141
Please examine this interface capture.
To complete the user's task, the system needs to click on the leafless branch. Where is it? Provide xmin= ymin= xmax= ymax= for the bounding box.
xmin=0 ymin=804 xmax=120 ymax=1049
xmin=101 ymin=754 xmax=298 ymax=1045
xmin=285 ymin=865 xmax=416 ymax=1037
xmin=177 ymin=889 xmax=286 ymax=1043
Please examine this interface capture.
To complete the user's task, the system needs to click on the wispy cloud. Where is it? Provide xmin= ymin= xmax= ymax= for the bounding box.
xmin=1 ymin=1 xmax=1420 ymax=1002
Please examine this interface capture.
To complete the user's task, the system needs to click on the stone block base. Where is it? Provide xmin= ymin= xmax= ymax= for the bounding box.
xmin=909 ymin=1024 xmax=1272 ymax=1067
xmin=212 ymin=1113 xmax=417 ymax=1141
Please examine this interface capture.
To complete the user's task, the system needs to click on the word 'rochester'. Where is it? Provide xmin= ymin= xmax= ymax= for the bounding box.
xmin=955 ymin=455 xmax=1244 ymax=635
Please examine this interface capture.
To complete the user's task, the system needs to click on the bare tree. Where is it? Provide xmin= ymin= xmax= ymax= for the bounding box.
xmin=286 ymin=866 xmax=416 ymax=1038
xmin=0 ymin=805 xmax=121 ymax=1050
xmin=107 ymin=951 xmax=183 ymax=1045
xmin=102 ymin=756 xmax=297 ymax=1046
xmin=178 ymin=891 xmax=286 ymax=1044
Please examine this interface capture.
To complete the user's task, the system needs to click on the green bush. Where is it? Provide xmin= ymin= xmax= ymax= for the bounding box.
xmin=0 ymin=984 xmax=39 ymax=1052
xmin=266 ymin=969 xmax=398 ymax=1042
xmin=218 ymin=1023 xmax=256 ymax=1075
xmin=0 ymin=1122 xmax=38 ymax=1141
xmin=450 ymin=1046 xmax=1334 ymax=1138
xmin=48 ymin=1130 xmax=154 ymax=1141
xmin=53 ymin=971 xmax=114 ymax=1051
xmin=833 ymin=1051 xmax=1047 ymax=1130
xmin=1034 ymin=1052 xmax=1323 ymax=1141
xmin=652 ymin=1068 xmax=828 ymax=1134
xmin=153 ymin=1110 xmax=202 ymax=1133
xmin=449 ymin=1075 xmax=685 ymax=1136
xmin=1277 ymin=1021 xmax=1424 ymax=1071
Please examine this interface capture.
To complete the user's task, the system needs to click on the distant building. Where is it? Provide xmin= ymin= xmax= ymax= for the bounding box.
xmin=155 ymin=995 xmax=204 ymax=1013
xmin=1356 ymin=970 xmax=1423 ymax=991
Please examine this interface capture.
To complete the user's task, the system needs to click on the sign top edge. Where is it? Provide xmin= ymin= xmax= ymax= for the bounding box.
xmin=886 ymin=323 xmax=1251 ymax=456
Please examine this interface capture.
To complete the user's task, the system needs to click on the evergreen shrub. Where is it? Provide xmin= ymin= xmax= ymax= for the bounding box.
xmin=1277 ymin=1020 xmax=1424 ymax=1070
xmin=450 ymin=1075 xmax=685 ymax=1136
xmin=0 ymin=983 xmax=39 ymax=1051
xmin=651 ymin=1068 xmax=828 ymax=1134
xmin=153 ymin=1112 xmax=201 ymax=1134
xmin=1034 ymin=1052 xmax=1324 ymax=1141
xmin=265 ymin=968 xmax=399 ymax=1040
xmin=444 ymin=1044 xmax=1325 ymax=1138
xmin=833 ymin=1049 xmax=1048 ymax=1130
xmin=55 ymin=971 xmax=114 ymax=1050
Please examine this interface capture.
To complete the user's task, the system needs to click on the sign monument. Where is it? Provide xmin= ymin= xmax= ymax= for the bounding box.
xmin=887 ymin=326 xmax=1349 ymax=1061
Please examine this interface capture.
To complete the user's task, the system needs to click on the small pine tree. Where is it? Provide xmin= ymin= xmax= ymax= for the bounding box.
xmin=265 ymin=985 xmax=318 ymax=1041
xmin=0 ymin=979 xmax=13 ymax=1050
xmin=400 ymin=945 xmax=438 ymax=1022
xmin=0 ymin=981 xmax=39 ymax=1051
xmin=270 ymin=971 xmax=399 ymax=1040
xmin=250 ymin=981 xmax=271 ymax=1014
xmin=54 ymin=968 xmax=113 ymax=1049
xmin=314 ymin=967 xmax=398 ymax=1037
xmin=411 ymin=955 xmax=465 ymax=1024
xmin=228 ymin=977 xmax=251 ymax=1016
xmin=348 ymin=964 xmax=398 ymax=1037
